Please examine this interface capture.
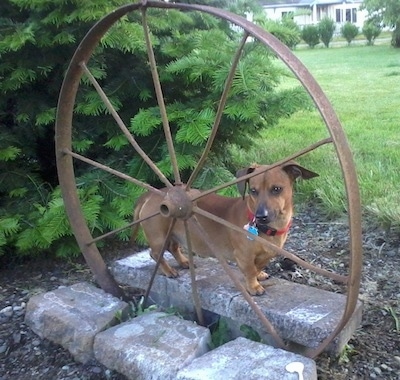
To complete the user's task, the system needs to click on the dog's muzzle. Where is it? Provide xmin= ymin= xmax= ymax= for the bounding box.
xmin=255 ymin=206 xmax=277 ymax=235
xmin=246 ymin=206 xmax=291 ymax=237
xmin=255 ymin=215 xmax=270 ymax=225
xmin=255 ymin=205 xmax=271 ymax=225
xmin=255 ymin=217 xmax=272 ymax=234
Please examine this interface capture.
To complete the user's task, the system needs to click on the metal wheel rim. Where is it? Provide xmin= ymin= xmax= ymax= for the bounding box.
xmin=55 ymin=1 xmax=362 ymax=358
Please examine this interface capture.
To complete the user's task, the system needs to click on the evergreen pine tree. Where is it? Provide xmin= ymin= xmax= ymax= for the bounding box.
xmin=0 ymin=0 xmax=310 ymax=258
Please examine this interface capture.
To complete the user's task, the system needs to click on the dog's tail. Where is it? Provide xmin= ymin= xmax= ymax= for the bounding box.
xmin=130 ymin=192 xmax=148 ymax=245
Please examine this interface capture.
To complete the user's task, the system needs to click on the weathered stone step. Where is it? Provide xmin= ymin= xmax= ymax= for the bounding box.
xmin=112 ymin=250 xmax=362 ymax=354
xmin=94 ymin=311 xmax=212 ymax=380
xmin=25 ymin=282 xmax=129 ymax=363
xmin=25 ymin=282 xmax=318 ymax=379
xmin=177 ymin=337 xmax=317 ymax=380
xmin=95 ymin=317 xmax=317 ymax=380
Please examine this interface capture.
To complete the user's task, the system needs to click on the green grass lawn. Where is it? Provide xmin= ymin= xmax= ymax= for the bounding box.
xmin=232 ymin=44 xmax=400 ymax=227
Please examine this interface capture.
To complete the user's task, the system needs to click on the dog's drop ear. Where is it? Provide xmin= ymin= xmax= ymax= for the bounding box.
xmin=282 ymin=162 xmax=319 ymax=181
xmin=236 ymin=166 xmax=256 ymax=198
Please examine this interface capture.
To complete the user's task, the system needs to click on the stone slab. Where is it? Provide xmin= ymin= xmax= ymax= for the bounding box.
xmin=24 ymin=282 xmax=129 ymax=363
xmin=112 ymin=250 xmax=362 ymax=353
xmin=177 ymin=337 xmax=317 ymax=380
xmin=94 ymin=312 xmax=211 ymax=380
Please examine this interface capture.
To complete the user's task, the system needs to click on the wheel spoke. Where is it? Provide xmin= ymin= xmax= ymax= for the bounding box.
xmin=63 ymin=148 xmax=164 ymax=195
xmin=143 ymin=218 xmax=177 ymax=306
xmin=88 ymin=210 xmax=160 ymax=245
xmin=186 ymin=32 xmax=250 ymax=189
xmin=141 ymin=9 xmax=181 ymax=185
xmin=192 ymin=205 xmax=347 ymax=284
xmin=188 ymin=214 xmax=287 ymax=349
xmin=80 ymin=62 xmax=172 ymax=188
xmin=192 ymin=137 xmax=333 ymax=202
xmin=184 ymin=220 xmax=205 ymax=326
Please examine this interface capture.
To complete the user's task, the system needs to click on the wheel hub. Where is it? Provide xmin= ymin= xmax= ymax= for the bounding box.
xmin=160 ymin=187 xmax=200 ymax=220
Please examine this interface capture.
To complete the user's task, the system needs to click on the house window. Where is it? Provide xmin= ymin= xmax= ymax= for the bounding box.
xmin=346 ymin=9 xmax=351 ymax=22
xmin=352 ymin=8 xmax=357 ymax=23
xmin=336 ymin=7 xmax=358 ymax=23
xmin=336 ymin=9 xmax=342 ymax=23
xmin=282 ymin=11 xmax=294 ymax=20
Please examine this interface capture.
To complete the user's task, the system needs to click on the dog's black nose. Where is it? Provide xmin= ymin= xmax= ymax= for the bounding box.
xmin=255 ymin=205 xmax=270 ymax=224
xmin=256 ymin=216 xmax=270 ymax=224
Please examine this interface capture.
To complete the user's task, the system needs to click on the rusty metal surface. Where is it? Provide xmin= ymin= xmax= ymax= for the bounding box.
xmin=79 ymin=61 xmax=172 ymax=188
xmin=141 ymin=9 xmax=182 ymax=186
xmin=55 ymin=0 xmax=362 ymax=358
xmin=184 ymin=220 xmax=205 ymax=326
xmin=192 ymin=137 xmax=334 ymax=200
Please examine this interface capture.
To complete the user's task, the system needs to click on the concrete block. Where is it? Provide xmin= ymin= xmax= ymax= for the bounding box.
xmin=25 ymin=282 xmax=129 ymax=363
xmin=93 ymin=312 xmax=211 ymax=380
xmin=177 ymin=337 xmax=317 ymax=380
xmin=112 ymin=250 xmax=362 ymax=354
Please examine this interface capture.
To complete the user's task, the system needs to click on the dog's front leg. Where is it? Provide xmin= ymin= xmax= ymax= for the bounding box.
xmin=257 ymin=271 xmax=269 ymax=281
xmin=169 ymin=240 xmax=190 ymax=269
xmin=149 ymin=245 xmax=180 ymax=278
xmin=234 ymin=250 xmax=265 ymax=296
xmin=255 ymin=254 xmax=273 ymax=281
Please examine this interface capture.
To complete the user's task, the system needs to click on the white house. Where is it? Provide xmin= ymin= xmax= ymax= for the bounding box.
xmin=259 ymin=0 xmax=368 ymax=30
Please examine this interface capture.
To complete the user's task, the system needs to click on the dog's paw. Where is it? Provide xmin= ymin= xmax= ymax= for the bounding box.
xmin=179 ymin=260 xmax=190 ymax=269
xmin=247 ymin=283 xmax=266 ymax=296
xmin=163 ymin=267 xmax=179 ymax=278
xmin=257 ymin=271 xmax=269 ymax=281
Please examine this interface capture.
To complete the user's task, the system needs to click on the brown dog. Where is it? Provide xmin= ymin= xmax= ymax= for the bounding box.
xmin=132 ymin=162 xmax=318 ymax=295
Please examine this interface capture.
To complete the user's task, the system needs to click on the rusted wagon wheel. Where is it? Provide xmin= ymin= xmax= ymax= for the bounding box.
xmin=55 ymin=1 xmax=362 ymax=359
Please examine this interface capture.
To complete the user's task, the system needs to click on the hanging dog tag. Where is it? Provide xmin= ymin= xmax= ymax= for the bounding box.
xmin=244 ymin=223 xmax=258 ymax=240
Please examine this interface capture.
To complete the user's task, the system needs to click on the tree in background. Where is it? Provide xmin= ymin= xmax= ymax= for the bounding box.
xmin=341 ymin=22 xmax=359 ymax=45
xmin=362 ymin=0 xmax=400 ymax=48
xmin=362 ymin=21 xmax=382 ymax=45
xmin=0 ymin=0 xmax=142 ymax=258
xmin=301 ymin=25 xmax=320 ymax=48
xmin=0 ymin=0 xmax=310 ymax=259
xmin=318 ymin=17 xmax=336 ymax=48
xmin=254 ymin=14 xmax=301 ymax=49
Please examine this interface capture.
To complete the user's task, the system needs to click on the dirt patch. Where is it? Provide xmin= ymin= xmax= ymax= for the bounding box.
xmin=0 ymin=207 xmax=399 ymax=379
xmin=282 ymin=206 xmax=400 ymax=379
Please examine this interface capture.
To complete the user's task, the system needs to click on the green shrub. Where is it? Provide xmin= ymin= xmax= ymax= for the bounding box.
xmin=318 ymin=17 xmax=336 ymax=48
xmin=361 ymin=0 xmax=400 ymax=48
xmin=301 ymin=25 xmax=320 ymax=48
xmin=362 ymin=21 xmax=382 ymax=45
xmin=341 ymin=22 xmax=359 ymax=45
xmin=0 ymin=0 xmax=310 ymax=259
xmin=281 ymin=16 xmax=302 ymax=49
xmin=254 ymin=14 xmax=301 ymax=49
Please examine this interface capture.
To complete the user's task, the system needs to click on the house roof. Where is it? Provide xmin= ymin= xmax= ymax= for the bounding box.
xmin=259 ymin=0 xmax=359 ymax=7
xmin=259 ymin=0 xmax=312 ymax=5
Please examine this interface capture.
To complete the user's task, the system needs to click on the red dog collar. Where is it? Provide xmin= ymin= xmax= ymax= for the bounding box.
xmin=247 ymin=209 xmax=292 ymax=236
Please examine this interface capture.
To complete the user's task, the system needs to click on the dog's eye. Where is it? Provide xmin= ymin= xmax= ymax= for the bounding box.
xmin=249 ymin=188 xmax=258 ymax=196
xmin=271 ymin=186 xmax=282 ymax=195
